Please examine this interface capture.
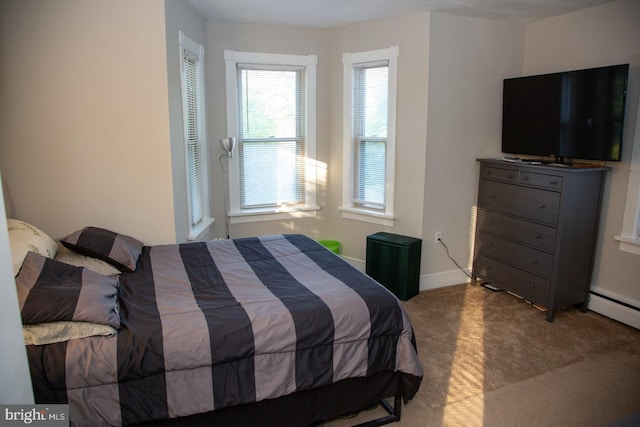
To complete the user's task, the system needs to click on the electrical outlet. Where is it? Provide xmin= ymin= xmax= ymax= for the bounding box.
xmin=435 ymin=231 xmax=442 ymax=243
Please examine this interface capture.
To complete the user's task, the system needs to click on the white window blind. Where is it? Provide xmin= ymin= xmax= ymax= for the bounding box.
xmin=353 ymin=64 xmax=389 ymax=209
xmin=184 ymin=52 xmax=204 ymax=226
xmin=236 ymin=66 xmax=306 ymax=209
xmin=180 ymin=32 xmax=211 ymax=240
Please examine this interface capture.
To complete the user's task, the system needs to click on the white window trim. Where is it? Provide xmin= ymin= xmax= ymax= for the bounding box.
xmin=615 ymin=95 xmax=640 ymax=255
xmin=180 ymin=31 xmax=213 ymax=241
xmin=224 ymin=50 xmax=319 ymax=224
xmin=340 ymin=46 xmax=398 ymax=226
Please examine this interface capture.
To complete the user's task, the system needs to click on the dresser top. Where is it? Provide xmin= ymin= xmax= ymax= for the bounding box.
xmin=478 ymin=158 xmax=611 ymax=173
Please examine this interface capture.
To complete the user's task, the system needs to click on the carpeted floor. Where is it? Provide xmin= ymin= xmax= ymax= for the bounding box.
xmin=326 ymin=283 xmax=640 ymax=426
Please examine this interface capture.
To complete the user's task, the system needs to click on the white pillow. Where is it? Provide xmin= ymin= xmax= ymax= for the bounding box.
xmin=8 ymin=219 xmax=58 ymax=276
xmin=54 ymin=240 xmax=120 ymax=277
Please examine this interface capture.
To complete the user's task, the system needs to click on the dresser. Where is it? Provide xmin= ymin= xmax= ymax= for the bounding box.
xmin=471 ymin=159 xmax=610 ymax=321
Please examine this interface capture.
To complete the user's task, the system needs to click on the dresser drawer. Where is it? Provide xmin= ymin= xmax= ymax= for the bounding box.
xmin=476 ymin=210 xmax=556 ymax=252
xmin=475 ymin=232 xmax=554 ymax=278
xmin=473 ymin=255 xmax=550 ymax=304
xmin=519 ymin=171 xmax=563 ymax=190
xmin=478 ymin=180 xmax=561 ymax=224
xmin=482 ymin=166 xmax=518 ymax=183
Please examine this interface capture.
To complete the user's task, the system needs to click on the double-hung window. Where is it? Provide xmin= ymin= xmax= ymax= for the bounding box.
xmin=615 ymin=96 xmax=640 ymax=255
xmin=224 ymin=51 xmax=318 ymax=223
xmin=180 ymin=31 xmax=212 ymax=240
xmin=341 ymin=46 xmax=398 ymax=226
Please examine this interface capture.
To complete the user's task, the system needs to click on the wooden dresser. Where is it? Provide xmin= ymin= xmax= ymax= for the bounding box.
xmin=471 ymin=159 xmax=610 ymax=321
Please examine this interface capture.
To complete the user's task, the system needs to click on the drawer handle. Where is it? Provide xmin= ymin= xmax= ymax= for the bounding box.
xmin=532 ymin=260 xmax=539 ymax=265
xmin=529 ymin=284 xmax=535 ymax=289
xmin=489 ymin=220 xmax=494 ymax=225
xmin=535 ymin=234 xmax=542 ymax=239
xmin=550 ymin=180 xmax=559 ymax=185
xmin=538 ymin=204 xmax=546 ymax=209
xmin=490 ymin=194 xmax=497 ymax=199
xmin=508 ymin=173 xmax=514 ymax=179
xmin=522 ymin=176 xmax=530 ymax=181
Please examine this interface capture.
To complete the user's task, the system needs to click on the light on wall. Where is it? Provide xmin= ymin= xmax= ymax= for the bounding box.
xmin=220 ymin=137 xmax=236 ymax=158
xmin=219 ymin=137 xmax=236 ymax=239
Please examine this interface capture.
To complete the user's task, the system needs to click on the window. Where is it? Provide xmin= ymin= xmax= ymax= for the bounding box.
xmin=224 ymin=51 xmax=318 ymax=223
xmin=615 ymin=96 xmax=640 ymax=255
xmin=180 ymin=31 xmax=212 ymax=240
xmin=341 ymin=46 xmax=398 ymax=226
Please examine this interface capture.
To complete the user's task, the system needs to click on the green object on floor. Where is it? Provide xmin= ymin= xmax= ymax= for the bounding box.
xmin=319 ymin=239 xmax=341 ymax=254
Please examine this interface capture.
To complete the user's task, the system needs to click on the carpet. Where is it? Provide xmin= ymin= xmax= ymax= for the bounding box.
xmin=326 ymin=283 xmax=640 ymax=426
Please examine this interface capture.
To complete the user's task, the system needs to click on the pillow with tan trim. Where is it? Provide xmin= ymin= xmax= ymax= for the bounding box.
xmin=8 ymin=219 xmax=58 ymax=276
xmin=16 ymin=251 xmax=120 ymax=329
xmin=54 ymin=240 xmax=120 ymax=277
xmin=60 ymin=226 xmax=143 ymax=273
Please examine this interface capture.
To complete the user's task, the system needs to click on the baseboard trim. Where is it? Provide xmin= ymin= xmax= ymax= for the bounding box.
xmin=589 ymin=293 xmax=640 ymax=330
xmin=420 ymin=269 xmax=471 ymax=291
xmin=341 ymin=255 xmax=365 ymax=271
xmin=341 ymin=257 xmax=470 ymax=292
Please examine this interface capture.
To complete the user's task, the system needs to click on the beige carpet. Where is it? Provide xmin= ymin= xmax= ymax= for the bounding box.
xmin=326 ymin=283 xmax=640 ymax=426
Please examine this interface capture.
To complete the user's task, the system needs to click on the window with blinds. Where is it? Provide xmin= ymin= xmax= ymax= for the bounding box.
xmin=237 ymin=66 xmax=306 ymax=209
xmin=341 ymin=46 xmax=398 ymax=226
xmin=180 ymin=32 xmax=211 ymax=240
xmin=224 ymin=50 xmax=318 ymax=223
xmin=185 ymin=53 xmax=204 ymax=225
xmin=353 ymin=64 xmax=388 ymax=210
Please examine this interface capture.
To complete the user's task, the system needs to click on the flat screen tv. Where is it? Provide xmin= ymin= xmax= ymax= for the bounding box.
xmin=502 ymin=64 xmax=629 ymax=163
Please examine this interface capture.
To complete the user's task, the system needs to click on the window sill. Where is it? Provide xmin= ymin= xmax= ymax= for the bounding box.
xmin=339 ymin=206 xmax=395 ymax=226
xmin=188 ymin=217 xmax=214 ymax=241
xmin=615 ymin=234 xmax=640 ymax=256
xmin=229 ymin=206 xmax=320 ymax=224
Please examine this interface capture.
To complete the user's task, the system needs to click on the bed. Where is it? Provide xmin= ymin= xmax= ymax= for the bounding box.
xmin=11 ymin=223 xmax=422 ymax=426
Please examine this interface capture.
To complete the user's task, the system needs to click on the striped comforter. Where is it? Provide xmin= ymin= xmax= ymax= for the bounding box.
xmin=27 ymin=234 xmax=423 ymax=426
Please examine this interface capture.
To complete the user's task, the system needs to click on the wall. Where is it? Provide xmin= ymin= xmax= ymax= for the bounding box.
xmin=164 ymin=0 xmax=209 ymax=243
xmin=420 ymin=13 xmax=524 ymax=288
xmin=326 ymin=13 xmax=431 ymax=262
xmin=523 ymin=0 xmax=640 ymax=326
xmin=0 ymin=173 xmax=33 ymax=403
xmin=205 ymin=21 xmax=331 ymax=240
xmin=0 ymin=0 xmax=176 ymax=246
xmin=203 ymin=12 xmax=525 ymax=287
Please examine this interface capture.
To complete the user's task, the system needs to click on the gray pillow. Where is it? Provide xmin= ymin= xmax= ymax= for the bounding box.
xmin=60 ymin=226 xmax=143 ymax=273
xmin=15 ymin=251 xmax=120 ymax=329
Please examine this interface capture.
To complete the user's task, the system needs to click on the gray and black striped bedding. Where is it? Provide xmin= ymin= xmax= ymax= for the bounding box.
xmin=27 ymin=234 xmax=423 ymax=426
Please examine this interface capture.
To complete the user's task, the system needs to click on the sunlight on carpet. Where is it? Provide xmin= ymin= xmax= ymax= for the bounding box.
xmin=441 ymin=284 xmax=485 ymax=425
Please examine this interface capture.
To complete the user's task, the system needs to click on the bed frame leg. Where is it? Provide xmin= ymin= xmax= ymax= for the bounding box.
xmin=353 ymin=394 xmax=402 ymax=426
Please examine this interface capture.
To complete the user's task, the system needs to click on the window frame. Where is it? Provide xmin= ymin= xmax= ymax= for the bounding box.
xmin=340 ymin=46 xmax=399 ymax=226
xmin=615 ymin=95 xmax=640 ymax=255
xmin=179 ymin=31 xmax=213 ymax=241
xmin=224 ymin=50 xmax=318 ymax=224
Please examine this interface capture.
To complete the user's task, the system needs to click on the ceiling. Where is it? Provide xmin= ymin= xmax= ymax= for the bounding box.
xmin=185 ymin=0 xmax=616 ymax=28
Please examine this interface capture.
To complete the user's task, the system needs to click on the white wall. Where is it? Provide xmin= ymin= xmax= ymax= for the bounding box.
xmin=326 ymin=13 xmax=431 ymax=261
xmin=0 ymin=0 xmax=176 ymax=246
xmin=0 ymin=172 xmax=33 ymax=404
xmin=523 ymin=0 xmax=640 ymax=326
xmin=205 ymin=21 xmax=331 ymax=241
xmin=421 ymin=13 xmax=524 ymax=288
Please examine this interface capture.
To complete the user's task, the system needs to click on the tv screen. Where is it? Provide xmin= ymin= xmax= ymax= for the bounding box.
xmin=502 ymin=64 xmax=629 ymax=162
